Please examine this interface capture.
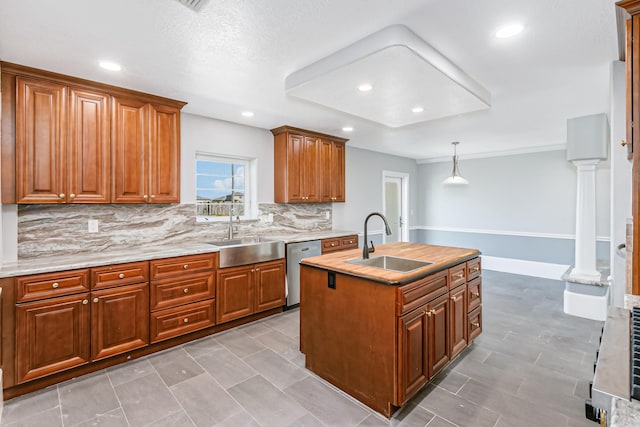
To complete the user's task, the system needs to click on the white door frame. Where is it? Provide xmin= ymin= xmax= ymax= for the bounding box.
xmin=382 ymin=170 xmax=409 ymax=243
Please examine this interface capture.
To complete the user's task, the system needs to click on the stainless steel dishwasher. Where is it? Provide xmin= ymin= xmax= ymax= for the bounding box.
xmin=286 ymin=240 xmax=321 ymax=308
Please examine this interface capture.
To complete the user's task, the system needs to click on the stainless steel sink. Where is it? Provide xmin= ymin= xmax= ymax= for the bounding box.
xmin=208 ymin=237 xmax=284 ymax=268
xmin=346 ymin=255 xmax=432 ymax=273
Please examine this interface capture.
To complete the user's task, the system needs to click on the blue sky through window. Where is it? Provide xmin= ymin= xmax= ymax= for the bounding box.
xmin=196 ymin=159 xmax=245 ymax=200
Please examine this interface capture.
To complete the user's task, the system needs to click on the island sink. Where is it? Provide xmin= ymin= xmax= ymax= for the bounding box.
xmin=207 ymin=237 xmax=284 ymax=268
xmin=346 ymin=255 xmax=432 ymax=273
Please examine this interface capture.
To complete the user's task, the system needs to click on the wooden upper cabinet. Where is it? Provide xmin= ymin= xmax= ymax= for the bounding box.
xmin=112 ymin=98 xmax=180 ymax=204
xmin=112 ymin=97 xmax=148 ymax=203
xmin=1 ymin=62 xmax=186 ymax=204
xmin=148 ymin=104 xmax=180 ymax=203
xmin=68 ymin=88 xmax=110 ymax=203
xmin=15 ymin=77 xmax=67 ymax=203
xmin=319 ymin=138 xmax=346 ymax=202
xmin=16 ymin=79 xmax=110 ymax=204
xmin=272 ymin=126 xmax=347 ymax=203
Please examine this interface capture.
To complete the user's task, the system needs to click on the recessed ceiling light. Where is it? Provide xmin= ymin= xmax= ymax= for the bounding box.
xmin=342 ymin=126 xmax=354 ymax=132
xmin=241 ymin=111 xmax=254 ymax=117
xmin=99 ymin=61 xmax=122 ymax=71
xmin=358 ymin=83 xmax=373 ymax=92
xmin=495 ymin=24 xmax=524 ymax=39
xmin=412 ymin=106 xmax=424 ymax=113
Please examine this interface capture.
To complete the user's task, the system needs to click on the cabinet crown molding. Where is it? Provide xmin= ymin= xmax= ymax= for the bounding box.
xmin=270 ymin=125 xmax=349 ymax=143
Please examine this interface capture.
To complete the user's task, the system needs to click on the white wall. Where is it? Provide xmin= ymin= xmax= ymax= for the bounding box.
xmin=416 ymin=149 xmax=611 ymax=271
xmin=419 ymin=150 xmax=610 ymax=236
xmin=332 ymin=146 xmax=418 ymax=238
xmin=610 ymin=60 xmax=632 ymax=307
xmin=180 ymin=113 xmax=275 ymax=204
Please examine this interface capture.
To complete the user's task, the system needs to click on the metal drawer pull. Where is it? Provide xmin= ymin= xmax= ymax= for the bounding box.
xmin=183 ymin=318 xmax=189 ymax=323
xmin=183 ymin=264 xmax=189 ymax=270
xmin=471 ymin=291 xmax=480 ymax=297
xmin=118 ymin=273 xmax=125 ymax=279
xmin=331 ymin=243 xmax=335 ymax=247
xmin=52 ymin=282 xmax=59 ymax=289
xmin=183 ymin=288 xmax=189 ymax=293
xmin=471 ymin=266 xmax=480 ymax=272
xmin=349 ymin=240 xmax=353 ymax=244
xmin=471 ymin=322 xmax=480 ymax=328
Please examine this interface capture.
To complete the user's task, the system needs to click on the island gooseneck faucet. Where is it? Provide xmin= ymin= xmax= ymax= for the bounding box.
xmin=362 ymin=212 xmax=392 ymax=259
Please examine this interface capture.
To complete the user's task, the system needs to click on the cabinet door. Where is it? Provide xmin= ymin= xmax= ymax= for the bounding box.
xmin=255 ymin=259 xmax=285 ymax=312
xmin=428 ymin=294 xmax=449 ymax=377
xmin=91 ymin=283 xmax=149 ymax=360
xmin=319 ymin=139 xmax=333 ymax=202
xmin=331 ymin=141 xmax=346 ymax=202
xmin=16 ymin=77 xmax=67 ymax=203
xmin=286 ymin=134 xmax=305 ymax=202
xmin=112 ymin=97 xmax=148 ymax=203
xmin=216 ymin=265 xmax=253 ymax=323
xmin=449 ymin=284 xmax=467 ymax=359
xmin=148 ymin=104 xmax=180 ymax=203
xmin=303 ymin=136 xmax=319 ymax=202
xmin=16 ymin=293 xmax=90 ymax=383
xmin=68 ymin=88 xmax=110 ymax=203
xmin=398 ymin=306 xmax=429 ymax=404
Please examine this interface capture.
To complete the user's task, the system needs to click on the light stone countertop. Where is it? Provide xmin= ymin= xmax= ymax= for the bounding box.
xmin=0 ymin=229 xmax=359 ymax=278
xmin=611 ymin=398 xmax=640 ymax=426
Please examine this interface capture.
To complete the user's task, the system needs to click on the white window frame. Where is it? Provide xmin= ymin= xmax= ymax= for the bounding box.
xmin=195 ymin=152 xmax=258 ymax=222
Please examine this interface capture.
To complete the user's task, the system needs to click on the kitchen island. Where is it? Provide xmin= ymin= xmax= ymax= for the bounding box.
xmin=299 ymin=242 xmax=482 ymax=418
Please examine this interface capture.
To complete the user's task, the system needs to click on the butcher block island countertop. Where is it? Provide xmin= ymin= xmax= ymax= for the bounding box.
xmin=299 ymin=242 xmax=483 ymax=418
xmin=299 ymin=241 xmax=480 ymax=284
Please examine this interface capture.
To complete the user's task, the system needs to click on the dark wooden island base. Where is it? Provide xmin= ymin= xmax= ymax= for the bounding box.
xmin=299 ymin=242 xmax=482 ymax=418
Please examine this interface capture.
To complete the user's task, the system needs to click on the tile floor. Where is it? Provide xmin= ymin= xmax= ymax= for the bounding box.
xmin=0 ymin=270 xmax=603 ymax=427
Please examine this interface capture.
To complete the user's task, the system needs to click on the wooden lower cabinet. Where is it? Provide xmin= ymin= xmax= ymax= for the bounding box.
xmin=217 ymin=259 xmax=286 ymax=324
xmin=301 ymin=256 xmax=482 ymax=418
xmin=16 ymin=293 xmax=91 ymax=383
xmin=91 ymin=283 xmax=149 ymax=360
xmin=449 ymin=283 xmax=468 ymax=359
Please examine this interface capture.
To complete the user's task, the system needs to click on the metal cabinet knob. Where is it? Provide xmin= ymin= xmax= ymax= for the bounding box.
xmin=93 ymin=297 xmax=99 ymax=303
xmin=331 ymin=243 xmax=335 ymax=247
xmin=183 ymin=288 xmax=189 ymax=293
xmin=622 ymin=140 xmax=629 ymax=147
xmin=82 ymin=299 xmax=88 ymax=305
xmin=150 ymin=195 xmax=156 ymax=199
xmin=472 ymin=322 xmax=480 ymax=328
xmin=471 ymin=291 xmax=480 ymax=297
xmin=52 ymin=282 xmax=59 ymax=289
xmin=183 ymin=264 xmax=188 ymax=270
xmin=69 ymin=193 xmax=75 ymax=199
xmin=118 ymin=273 xmax=125 ymax=279
xmin=183 ymin=318 xmax=189 ymax=323
xmin=59 ymin=193 xmax=65 ymax=199
xmin=143 ymin=195 xmax=148 ymax=199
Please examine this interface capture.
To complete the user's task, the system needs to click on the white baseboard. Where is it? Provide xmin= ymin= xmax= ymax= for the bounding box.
xmin=481 ymin=255 xmax=570 ymax=280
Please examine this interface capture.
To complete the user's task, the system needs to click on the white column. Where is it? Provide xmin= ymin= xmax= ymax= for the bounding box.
xmin=569 ymin=159 xmax=601 ymax=281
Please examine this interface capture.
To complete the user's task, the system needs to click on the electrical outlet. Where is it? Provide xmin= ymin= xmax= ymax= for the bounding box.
xmin=88 ymin=219 xmax=99 ymax=233
xmin=325 ymin=211 xmax=330 ymax=220
xmin=267 ymin=213 xmax=274 ymax=223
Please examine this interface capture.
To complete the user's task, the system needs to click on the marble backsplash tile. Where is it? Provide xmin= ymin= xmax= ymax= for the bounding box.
xmin=17 ymin=203 xmax=332 ymax=258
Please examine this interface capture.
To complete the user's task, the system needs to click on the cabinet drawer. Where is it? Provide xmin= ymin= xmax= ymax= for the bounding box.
xmin=17 ymin=269 xmax=90 ymax=302
xmin=150 ymin=253 xmax=215 ymax=280
xmin=467 ymin=277 xmax=481 ymax=313
xmin=397 ymin=270 xmax=448 ymax=315
xmin=92 ymin=261 xmax=149 ymax=290
xmin=468 ymin=306 xmax=482 ymax=342
xmin=321 ymin=238 xmax=342 ymax=254
xmin=467 ymin=257 xmax=481 ymax=281
xmin=150 ymin=272 xmax=215 ymax=311
xmin=449 ymin=263 xmax=466 ymax=288
xmin=340 ymin=235 xmax=358 ymax=250
xmin=150 ymin=299 xmax=215 ymax=343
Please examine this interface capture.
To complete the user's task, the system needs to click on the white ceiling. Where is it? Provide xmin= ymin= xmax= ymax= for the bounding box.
xmin=0 ymin=0 xmax=619 ymax=160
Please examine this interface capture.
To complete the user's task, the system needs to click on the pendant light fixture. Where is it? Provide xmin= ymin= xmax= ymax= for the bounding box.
xmin=442 ymin=141 xmax=469 ymax=185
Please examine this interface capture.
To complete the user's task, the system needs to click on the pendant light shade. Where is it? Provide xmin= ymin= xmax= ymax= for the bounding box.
xmin=442 ymin=141 xmax=469 ymax=185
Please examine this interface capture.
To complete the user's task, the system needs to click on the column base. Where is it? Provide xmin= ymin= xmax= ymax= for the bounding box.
xmin=569 ymin=268 xmax=602 ymax=282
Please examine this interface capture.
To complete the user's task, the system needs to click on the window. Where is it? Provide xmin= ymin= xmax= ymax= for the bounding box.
xmin=196 ymin=153 xmax=256 ymax=221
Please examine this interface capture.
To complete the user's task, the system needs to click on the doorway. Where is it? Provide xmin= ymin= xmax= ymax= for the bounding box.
xmin=382 ymin=171 xmax=409 ymax=243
